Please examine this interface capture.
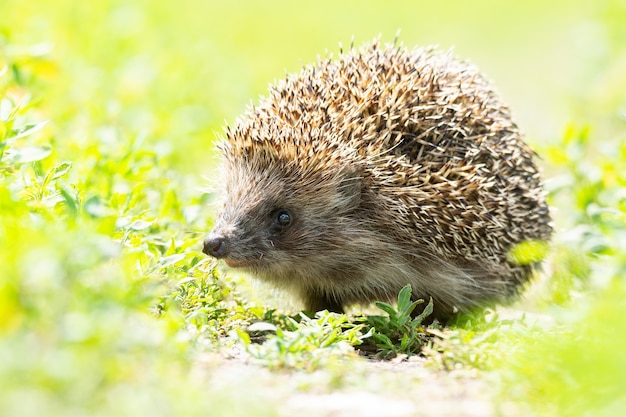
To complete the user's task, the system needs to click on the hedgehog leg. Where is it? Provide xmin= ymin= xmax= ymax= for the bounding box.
xmin=302 ymin=293 xmax=344 ymax=314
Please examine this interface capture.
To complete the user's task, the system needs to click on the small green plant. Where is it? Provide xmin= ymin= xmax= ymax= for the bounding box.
xmin=234 ymin=311 xmax=367 ymax=371
xmin=225 ymin=285 xmax=437 ymax=369
xmin=360 ymin=285 xmax=434 ymax=358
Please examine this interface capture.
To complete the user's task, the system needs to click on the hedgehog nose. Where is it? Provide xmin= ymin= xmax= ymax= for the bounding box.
xmin=203 ymin=234 xmax=229 ymax=258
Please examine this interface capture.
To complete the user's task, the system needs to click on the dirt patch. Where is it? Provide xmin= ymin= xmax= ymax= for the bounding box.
xmin=198 ymin=348 xmax=495 ymax=417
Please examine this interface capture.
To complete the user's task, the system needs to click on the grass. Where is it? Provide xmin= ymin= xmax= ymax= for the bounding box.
xmin=2 ymin=0 xmax=626 ymax=416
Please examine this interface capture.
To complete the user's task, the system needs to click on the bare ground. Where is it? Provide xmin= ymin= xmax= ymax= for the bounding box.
xmin=196 ymin=347 xmax=498 ymax=417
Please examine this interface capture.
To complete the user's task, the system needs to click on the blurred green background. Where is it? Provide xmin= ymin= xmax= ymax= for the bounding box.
xmin=4 ymin=0 xmax=622 ymax=172
xmin=2 ymin=1 xmax=625 ymax=416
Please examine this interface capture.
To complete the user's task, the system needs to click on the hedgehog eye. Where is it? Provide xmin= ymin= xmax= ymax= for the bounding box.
xmin=273 ymin=209 xmax=293 ymax=228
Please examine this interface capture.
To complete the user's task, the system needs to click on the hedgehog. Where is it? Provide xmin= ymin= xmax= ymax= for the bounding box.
xmin=202 ymin=40 xmax=552 ymax=321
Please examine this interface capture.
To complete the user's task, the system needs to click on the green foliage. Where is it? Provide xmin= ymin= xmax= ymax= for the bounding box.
xmin=0 ymin=31 xmax=277 ymax=417
xmin=163 ymin=267 xmax=265 ymax=341
xmin=506 ymin=240 xmax=550 ymax=266
xmin=360 ymin=285 xmax=434 ymax=358
xmin=501 ymin=282 xmax=626 ymax=417
xmin=235 ymin=311 xmax=367 ymax=371
xmin=422 ymin=311 xmax=543 ymax=371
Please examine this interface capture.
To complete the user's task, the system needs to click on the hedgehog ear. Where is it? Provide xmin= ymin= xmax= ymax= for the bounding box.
xmin=336 ymin=167 xmax=362 ymax=210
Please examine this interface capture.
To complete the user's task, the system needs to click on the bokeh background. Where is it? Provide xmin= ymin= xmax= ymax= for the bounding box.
xmin=5 ymin=0 xmax=623 ymax=172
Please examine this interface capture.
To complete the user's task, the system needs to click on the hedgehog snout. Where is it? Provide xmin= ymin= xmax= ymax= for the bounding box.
xmin=203 ymin=233 xmax=230 ymax=258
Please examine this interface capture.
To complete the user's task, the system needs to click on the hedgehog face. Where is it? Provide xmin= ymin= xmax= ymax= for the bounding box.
xmin=203 ymin=156 xmax=364 ymax=277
